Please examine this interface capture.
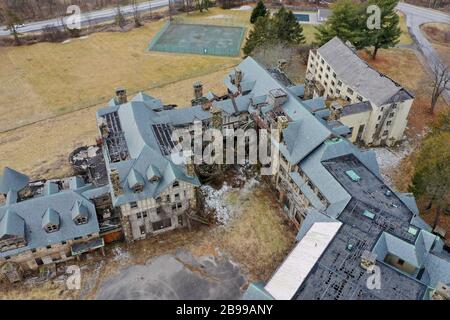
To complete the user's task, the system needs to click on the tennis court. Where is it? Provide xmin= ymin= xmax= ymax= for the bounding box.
xmin=149 ymin=22 xmax=245 ymax=57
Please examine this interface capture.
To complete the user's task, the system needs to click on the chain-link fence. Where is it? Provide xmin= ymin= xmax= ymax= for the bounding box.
xmin=148 ymin=19 xmax=246 ymax=57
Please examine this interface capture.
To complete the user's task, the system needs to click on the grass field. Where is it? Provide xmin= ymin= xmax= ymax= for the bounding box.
xmin=398 ymin=11 xmax=414 ymax=46
xmin=421 ymin=22 xmax=450 ymax=66
xmin=0 ymin=8 xmax=253 ymax=132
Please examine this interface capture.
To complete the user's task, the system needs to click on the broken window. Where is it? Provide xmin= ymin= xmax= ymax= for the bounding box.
xmin=130 ymin=201 xmax=138 ymax=209
xmin=387 ymin=121 xmax=392 ymax=126
xmin=173 ymin=181 xmax=179 ymax=188
xmin=152 ymin=218 xmax=172 ymax=230
xmin=383 ymin=130 xmax=389 ymax=136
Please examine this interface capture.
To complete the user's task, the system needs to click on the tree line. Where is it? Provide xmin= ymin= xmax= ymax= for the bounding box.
xmin=245 ymin=0 xmax=402 ymax=60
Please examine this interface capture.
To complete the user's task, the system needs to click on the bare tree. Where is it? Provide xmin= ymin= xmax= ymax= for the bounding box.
xmin=132 ymin=0 xmax=142 ymax=27
xmin=2 ymin=8 xmax=24 ymax=45
xmin=430 ymin=62 xmax=450 ymax=114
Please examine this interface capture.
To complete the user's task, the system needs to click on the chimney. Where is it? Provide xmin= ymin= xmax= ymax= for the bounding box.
xmin=432 ymin=282 xmax=450 ymax=300
xmin=186 ymin=163 xmax=196 ymax=177
xmin=193 ymin=81 xmax=203 ymax=100
xmin=110 ymin=169 xmax=123 ymax=196
xmin=211 ymin=106 xmax=223 ymax=129
xmin=234 ymin=68 xmax=243 ymax=90
xmin=115 ymin=87 xmax=127 ymax=104
xmin=277 ymin=115 xmax=289 ymax=131
xmin=277 ymin=59 xmax=288 ymax=72
xmin=360 ymin=250 xmax=377 ymax=270
xmin=268 ymin=88 xmax=288 ymax=108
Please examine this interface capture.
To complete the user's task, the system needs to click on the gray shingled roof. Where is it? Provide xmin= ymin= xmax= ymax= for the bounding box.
xmin=0 ymin=188 xmax=99 ymax=258
xmin=318 ymin=37 xmax=413 ymax=106
xmin=0 ymin=167 xmax=30 ymax=194
xmin=341 ymin=101 xmax=372 ymax=116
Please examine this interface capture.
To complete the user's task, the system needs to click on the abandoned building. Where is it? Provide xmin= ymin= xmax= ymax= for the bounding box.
xmin=0 ymin=168 xmax=105 ymax=282
xmin=305 ymin=37 xmax=414 ymax=146
xmin=1 ymin=54 xmax=447 ymax=298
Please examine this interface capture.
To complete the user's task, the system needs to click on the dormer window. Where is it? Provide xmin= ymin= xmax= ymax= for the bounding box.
xmin=146 ymin=165 xmax=160 ymax=183
xmin=72 ymin=200 xmax=89 ymax=225
xmin=42 ymin=208 xmax=60 ymax=233
xmin=127 ymin=169 xmax=145 ymax=193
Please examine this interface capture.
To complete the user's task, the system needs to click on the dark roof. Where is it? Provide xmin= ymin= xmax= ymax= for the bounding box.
xmin=341 ymin=101 xmax=373 ymax=117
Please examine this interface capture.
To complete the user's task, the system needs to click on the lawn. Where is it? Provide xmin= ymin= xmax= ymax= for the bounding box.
xmin=398 ymin=11 xmax=414 ymax=46
xmin=0 ymin=8 xmax=253 ymax=132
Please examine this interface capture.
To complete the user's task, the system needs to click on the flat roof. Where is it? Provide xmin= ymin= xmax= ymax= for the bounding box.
xmin=264 ymin=221 xmax=342 ymax=300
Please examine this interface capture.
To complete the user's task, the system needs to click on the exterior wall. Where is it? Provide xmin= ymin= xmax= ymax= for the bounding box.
xmin=339 ymin=111 xmax=371 ymax=143
xmin=0 ymin=233 xmax=100 ymax=272
xmin=119 ymin=181 xmax=196 ymax=242
xmin=306 ymin=49 xmax=412 ymax=147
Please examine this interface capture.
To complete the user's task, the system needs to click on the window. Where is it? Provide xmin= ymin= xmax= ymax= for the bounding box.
xmin=130 ymin=201 xmax=138 ymax=209
xmin=137 ymin=212 xmax=142 ymax=219
xmin=336 ymin=89 xmax=340 ymax=94
xmin=5 ymin=256 xmax=10 ymax=260
xmin=31 ymin=249 xmax=37 ymax=253
xmin=320 ymin=67 xmax=323 ymax=72
xmin=45 ymin=224 xmax=58 ymax=233
xmin=330 ymin=89 xmax=334 ymax=94
xmin=62 ymin=241 xmax=67 ymax=245
xmin=75 ymin=216 xmax=88 ymax=225
xmin=346 ymin=96 xmax=351 ymax=102
xmin=381 ymin=107 xmax=384 ymax=111
xmin=378 ymin=115 xmax=381 ymax=120
xmin=375 ymin=124 xmax=379 ymax=129
xmin=166 ymin=195 xmax=170 ymax=202
xmin=46 ymin=245 xmax=52 ymax=249
xmin=156 ymin=197 xmax=162 ymax=204
xmin=389 ymin=112 xmax=395 ymax=118
xmin=310 ymin=63 xmax=314 ymax=68
xmin=152 ymin=218 xmax=172 ymax=231
xmin=398 ymin=258 xmax=405 ymax=266
xmin=177 ymin=203 xmax=182 ymax=209
xmin=347 ymin=88 xmax=354 ymax=95
xmin=333 ymin=72 xmax=336 ymax=78
xmin=175 ymin=193 xmax=180 ymax=201
xmin=349 ymin=127 xmax=354 ymax=134
xmin=387 ymin=121 xmax=392 ymax=126
xmin=337 ymin=81 xmax=342 ymax=86
xmin=324 ymin=81 xmax=328 ymax=87
xmin=143 ymin=212 xmax=148 ymax=218
xmin=74 ymin=236 xmax=82 ymax=240
xmin=325 ymin=73 xmax=329 ymax=79
xmin=178 ymin=215 xmax=184 ymax=226
xmin=321 ymin=58 xmax=324 ymax=64
xmin=156 ymin=207 xmax=162 ymax=214
xmin=172 ymin=204 xmax=177 ymax=211
xmin=357 ymin=95 xmax=363 ymax=102
xmin=383 ymin=130 xmax=389 ymax=136
xmin=318 ymin=74 xmax=322 ymax=79
xmin=173 ymin=181 xmax=179 ymax=188
xmin=331 ymin=80 xmax=335 ymax=86
xmin=327 ymin=66 xmax=330 ymax=71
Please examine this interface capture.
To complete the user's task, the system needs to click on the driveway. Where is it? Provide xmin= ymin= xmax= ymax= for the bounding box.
xmin=397 ymin=2 xmax=450 ymax=102
xmin=96 ymin=249 xmax=246 ymax=300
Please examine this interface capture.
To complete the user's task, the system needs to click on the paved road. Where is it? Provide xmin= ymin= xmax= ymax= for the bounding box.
xmin=96 ymin=249 xmax=246 ymax=300
xmin=0 ymin=0 xmax=169 ymax=36
xmin=396 ymin=2 xmax=450 ymax=102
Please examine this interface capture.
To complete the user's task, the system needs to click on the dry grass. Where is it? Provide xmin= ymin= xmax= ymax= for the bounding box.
xmin=0 ymin=8 xmax=251 ymax=132
xmin=0 ymin=67 xmax=233 ymax=180
xmin=421 ymin=22 xmax=450 ymax=66
xmin=397 ymin=11 xmax=414 ymax=46
xmin=200 ymin=185 xmax=297 ymax=282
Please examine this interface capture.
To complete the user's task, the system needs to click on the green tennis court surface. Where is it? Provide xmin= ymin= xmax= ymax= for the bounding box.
xmin=149 ymin=23 xmax=245 ymax=57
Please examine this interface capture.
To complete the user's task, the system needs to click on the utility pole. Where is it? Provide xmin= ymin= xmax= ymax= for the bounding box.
xmin=168 ymin=0 xmax=173 ymax=21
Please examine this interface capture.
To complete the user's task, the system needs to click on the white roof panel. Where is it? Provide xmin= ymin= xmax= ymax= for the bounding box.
xmin=264 ymin=221 xmax=342 ymax=300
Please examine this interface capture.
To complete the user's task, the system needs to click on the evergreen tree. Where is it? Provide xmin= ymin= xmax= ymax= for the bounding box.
xmin=315 ymin=0 xmax=367 ymax=48
xmin=250 ymin=1 xmax=268 ymax=24
xmin=272 ymin=7 xmax=305 ymax=44
xmin=243 ymin=16 xmax=273 ymax=55
xmin=364 ymin=0 xmax=401 ymax=59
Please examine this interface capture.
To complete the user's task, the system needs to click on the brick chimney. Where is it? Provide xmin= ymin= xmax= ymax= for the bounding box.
xmin=193 ymin=81 xmax=203 ymax=100
xmin=115 ymin=87 xmax=127 ymax=104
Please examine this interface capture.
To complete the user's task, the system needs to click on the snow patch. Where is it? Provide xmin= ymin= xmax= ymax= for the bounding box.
xmin=200 ymin=178 xmax=259 ymax=225
xmin=231 ymin=5 xmax=252 ymax=11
